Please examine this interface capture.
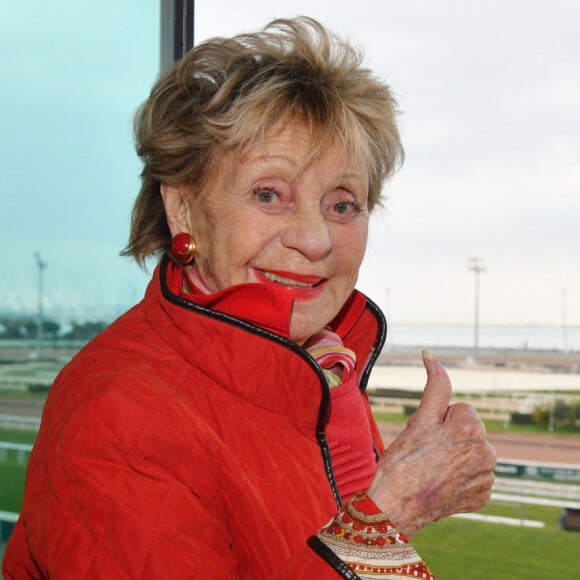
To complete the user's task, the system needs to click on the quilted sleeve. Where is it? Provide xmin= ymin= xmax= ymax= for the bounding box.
xmin=4 ymin=384 xmax=240 ymax=578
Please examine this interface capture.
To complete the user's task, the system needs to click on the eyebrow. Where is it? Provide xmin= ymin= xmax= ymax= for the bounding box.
xmin=246 ymin=153 xmax=366 ymax=177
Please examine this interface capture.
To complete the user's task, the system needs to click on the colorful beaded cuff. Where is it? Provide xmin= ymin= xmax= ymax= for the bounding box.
xmin=317 ymin=492 xmax=435 ymax=579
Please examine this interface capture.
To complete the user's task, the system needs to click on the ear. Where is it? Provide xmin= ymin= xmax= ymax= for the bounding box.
xmin=160 ymin=183 xmax=191 ymax=237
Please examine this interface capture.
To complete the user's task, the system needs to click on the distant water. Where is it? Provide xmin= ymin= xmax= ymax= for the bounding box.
xmin=386 ymin=323 xmax=579 ymax=351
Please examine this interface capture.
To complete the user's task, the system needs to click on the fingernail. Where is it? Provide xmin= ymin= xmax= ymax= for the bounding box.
xmin=422 ymin=349 xmax=440 ymax=376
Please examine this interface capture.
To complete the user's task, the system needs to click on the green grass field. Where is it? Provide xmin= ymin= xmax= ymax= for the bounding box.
xmin=0 ymin=429 xmax=36 ymax=513
xmin=371 ymin=410 xmax=580 ymax=435
xmin=0 ymin=388 xmax=47 ymax=400
xmin=0 ymin=463 xmax=27 ymax=512
xmin=414 ymin=516 xmax=580 ymax=578
xmin=0 ymin=428 xmax=37 ymax=444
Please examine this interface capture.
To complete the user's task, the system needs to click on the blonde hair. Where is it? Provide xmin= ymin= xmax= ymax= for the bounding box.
xmin=123 ymin=16 xmax=403 ymax=264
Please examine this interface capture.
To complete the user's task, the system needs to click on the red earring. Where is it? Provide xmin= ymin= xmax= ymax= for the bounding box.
xmin=170 ymin=233 xmax=196 ymax=265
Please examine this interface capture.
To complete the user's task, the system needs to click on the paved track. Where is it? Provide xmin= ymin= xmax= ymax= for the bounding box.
xmin=378 ymin=423 xmax=580 ymax=465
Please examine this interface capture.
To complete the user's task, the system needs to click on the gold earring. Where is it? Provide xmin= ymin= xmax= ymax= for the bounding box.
xmin=170 ymin=232 xmax=196 ymax=265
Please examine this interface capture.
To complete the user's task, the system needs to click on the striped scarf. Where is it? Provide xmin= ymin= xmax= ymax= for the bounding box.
xmin=303 ymin=328 xmax=357 ymax=388
xmin=183 ymin=265 xmax=356 ymax=387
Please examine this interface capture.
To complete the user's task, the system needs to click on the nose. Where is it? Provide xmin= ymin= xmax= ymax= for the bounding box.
xmin=280 ymin=209 xmax=333 ymax=262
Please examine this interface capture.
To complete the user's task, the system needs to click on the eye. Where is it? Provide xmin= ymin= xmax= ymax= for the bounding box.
xmin=253 ymin=186 xmax=279 ymax=205
xmin=332 ymin=201 xmax=360 ymax=215
xmin=323 ymin=189 xmax=366 ymax=222
xmin=251 ymin=184 xmax=293 ymax=214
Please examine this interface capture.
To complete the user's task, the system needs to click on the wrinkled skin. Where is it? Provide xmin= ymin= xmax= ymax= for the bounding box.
xmin=367 ymin=351 xmax=497 ymax=538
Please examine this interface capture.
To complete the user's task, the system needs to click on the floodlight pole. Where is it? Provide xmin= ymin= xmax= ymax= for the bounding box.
xmin=35 ymin=252 xmax=47 ymax=357
xmin=468 ymin=257 xmax=485 ymax=364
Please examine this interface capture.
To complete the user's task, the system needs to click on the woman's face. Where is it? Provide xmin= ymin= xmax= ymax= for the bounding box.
xmin=164 ymin=122 xmax=370 ymax=344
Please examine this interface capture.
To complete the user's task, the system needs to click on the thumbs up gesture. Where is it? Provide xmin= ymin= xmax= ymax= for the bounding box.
xmin=367 ymin=351 xmax=496 ymax=538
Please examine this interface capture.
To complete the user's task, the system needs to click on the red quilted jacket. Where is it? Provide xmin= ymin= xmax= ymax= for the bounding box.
xmin=3 ymin=259 xmax=387 ymax=579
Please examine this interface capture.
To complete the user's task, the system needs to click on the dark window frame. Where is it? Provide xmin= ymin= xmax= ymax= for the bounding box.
xmin=160 ymin=0 xmax=195 ymax=70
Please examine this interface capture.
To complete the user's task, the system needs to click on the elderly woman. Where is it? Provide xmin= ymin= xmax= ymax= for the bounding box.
xmin=4 ymin=17 xmax=495 ymax=579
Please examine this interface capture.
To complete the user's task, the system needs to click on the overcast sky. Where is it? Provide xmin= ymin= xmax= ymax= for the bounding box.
xmin=1 ymin=0 xmax=579 ymax=335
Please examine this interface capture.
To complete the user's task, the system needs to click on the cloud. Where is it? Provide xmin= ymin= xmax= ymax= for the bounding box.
xmin=1 ymin=0 xmax=579 ymax=334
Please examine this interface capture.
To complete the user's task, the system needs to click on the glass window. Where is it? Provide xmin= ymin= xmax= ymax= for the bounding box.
xmin=1 ymin=1 xmax=159 ymax=323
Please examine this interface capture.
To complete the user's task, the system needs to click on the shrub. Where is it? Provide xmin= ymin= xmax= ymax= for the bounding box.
xmin=511 ymin=412 xmax=535 ymax=425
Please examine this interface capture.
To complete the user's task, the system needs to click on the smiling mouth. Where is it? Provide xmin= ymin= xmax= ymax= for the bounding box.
xmin=254 ymin=269 xmax=326 ymax=301
xmin=262 ymin=272 xmax=312 ymax=288
xmin=256 ymin=270 xmax=325 ymax=288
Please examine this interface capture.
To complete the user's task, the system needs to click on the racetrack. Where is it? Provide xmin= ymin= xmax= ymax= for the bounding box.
xmin=378 ymin=422 xmax=580 ymax=465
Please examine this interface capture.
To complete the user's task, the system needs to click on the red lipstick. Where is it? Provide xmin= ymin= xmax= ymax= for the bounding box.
xmin=253 ymin=269 xmax=326 ymax=301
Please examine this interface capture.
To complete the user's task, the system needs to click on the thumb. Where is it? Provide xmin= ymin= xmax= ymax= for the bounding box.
xmin=412 ymin=350 xmax=452 ymax=424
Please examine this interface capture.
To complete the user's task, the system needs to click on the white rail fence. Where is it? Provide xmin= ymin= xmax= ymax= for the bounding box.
xmin=0 ymin=414 xmax=41 ymax=430
xmin=0 ymin=441 xmax=33 ymax=464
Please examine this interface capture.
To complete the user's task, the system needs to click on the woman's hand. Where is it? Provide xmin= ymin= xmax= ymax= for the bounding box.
xmin=366 ymin=350 xmax=496 ymax=538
